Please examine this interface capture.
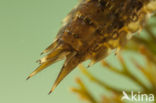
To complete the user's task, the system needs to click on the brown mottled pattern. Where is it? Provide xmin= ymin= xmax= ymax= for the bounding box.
xmin=27 ymin=0 xmax=156 ymax=94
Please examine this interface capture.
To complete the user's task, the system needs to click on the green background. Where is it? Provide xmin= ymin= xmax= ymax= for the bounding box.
xmin=0 ymin=0 xmax=155 ymax=103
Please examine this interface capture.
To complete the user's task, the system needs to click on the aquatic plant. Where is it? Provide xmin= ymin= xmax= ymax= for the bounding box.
xmin=71 ymin=15 xmax=156 ymax=103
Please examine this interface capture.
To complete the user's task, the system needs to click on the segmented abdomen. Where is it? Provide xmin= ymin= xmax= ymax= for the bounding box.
xmin=27 ymin=0 xmax=156 ymax=94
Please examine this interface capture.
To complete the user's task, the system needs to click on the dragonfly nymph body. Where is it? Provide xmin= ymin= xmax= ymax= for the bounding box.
xmin=27 ymin=0 xmax=156 ymax=94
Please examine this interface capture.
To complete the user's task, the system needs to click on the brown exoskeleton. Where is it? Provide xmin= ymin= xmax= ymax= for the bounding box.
xmin=27 ymin=0 xmax=156 ymax=94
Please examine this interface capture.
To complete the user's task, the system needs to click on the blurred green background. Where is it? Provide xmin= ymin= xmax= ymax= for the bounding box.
xmin=0 ymin=0 xmax=154 ymax=103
